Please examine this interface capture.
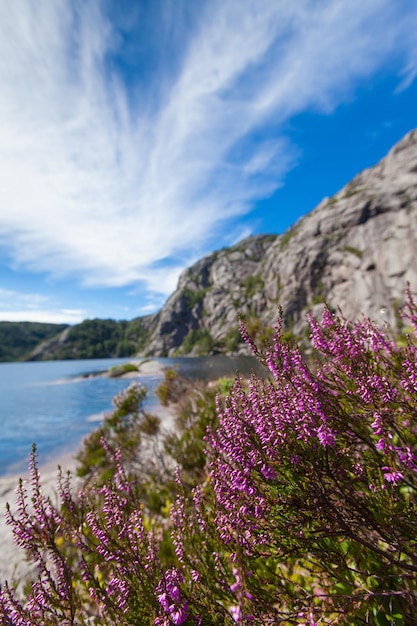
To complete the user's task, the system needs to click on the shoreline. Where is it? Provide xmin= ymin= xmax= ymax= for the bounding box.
xmin=77 ymin=357 xmax=168 ymax=380
xmin=0 ymin=400 xmax=176 ymax=586
xmin=0 ymin=356 xmax=235 ymax=586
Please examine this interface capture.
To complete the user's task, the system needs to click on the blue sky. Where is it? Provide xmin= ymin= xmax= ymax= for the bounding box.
xmin=0 ymin=0 xmax=417 ymax=324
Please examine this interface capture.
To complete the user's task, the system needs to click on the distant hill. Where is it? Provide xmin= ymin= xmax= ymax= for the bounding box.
xmin=8 ymin=128 xmax=417 ymax=361
xmin=0 ymin=322 xmax=69 ymax=362
xmin=26 ymin=317 xmax=154 ymax=361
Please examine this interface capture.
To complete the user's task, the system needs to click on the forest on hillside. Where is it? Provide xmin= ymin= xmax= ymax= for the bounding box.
xmin=36 ymin=318 xmax=150 ymax=360
xmin=0 ymin=322 xmax=68 ymax=362
xmin=0 ymin=318 xmax=153 ymax=362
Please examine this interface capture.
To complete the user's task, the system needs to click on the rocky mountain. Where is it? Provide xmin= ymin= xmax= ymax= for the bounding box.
xmin=143 ymin=128 xmax=417 ymax=355
xmin=25 ymin=128 xmax=417 ymax=361
xmin=143 ymin=234 xmax=277 ymax=356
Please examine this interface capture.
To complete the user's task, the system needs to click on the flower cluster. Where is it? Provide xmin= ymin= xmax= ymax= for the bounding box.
xmin=2 ymin=294 xmax=417 ymax=624
xmin=155 ymin=568 xmax=189 ymax=625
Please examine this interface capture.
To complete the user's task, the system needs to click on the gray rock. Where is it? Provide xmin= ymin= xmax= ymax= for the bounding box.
xmin=144 ymin=129 xmax=417 ymax=355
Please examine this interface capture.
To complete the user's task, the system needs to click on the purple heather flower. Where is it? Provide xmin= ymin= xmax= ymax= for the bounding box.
xmin=157 ymin=592 xmax=170 ymax=612
xmin=156 ymin=568 xmax=188 ymax=625
xmin=191 ymin=570 xmax=200 ymax=582
xmin=230 ymin=604 xmax=242 ymax=622
xmin=376 ymin=438 xmax=386 ymax=452
xmin=260 ymin=463 xmax=277 ymax=480
xmin=382 ymin=467 xmax=404 ymax=484
xmin=171 ymin=601 xmax=189 ymax=625
xmin=317 ymin=424 xmax=335 ymax=447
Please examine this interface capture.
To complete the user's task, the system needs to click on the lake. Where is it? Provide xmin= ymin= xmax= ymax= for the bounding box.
xmin=0 ymin=355 xmax=261 ymax=476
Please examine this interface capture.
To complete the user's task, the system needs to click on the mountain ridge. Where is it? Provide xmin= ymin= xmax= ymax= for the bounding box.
xmin=9 ymin=127 xmax=417 ymax=361
xmin=142 ymin=128 xmax=417 ymax=355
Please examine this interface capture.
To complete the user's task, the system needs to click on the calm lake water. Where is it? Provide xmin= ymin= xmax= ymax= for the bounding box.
xmin=0 ymin=355 xmax=261 ymax=476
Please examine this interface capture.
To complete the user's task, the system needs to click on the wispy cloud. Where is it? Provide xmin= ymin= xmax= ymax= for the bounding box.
xmin=0 ymin=0 xmax=416 ymax=298
xmin=0 ymin=288 xmax=85 ymax=323
xmin=0 ymin=310 xmax=84 ymax=324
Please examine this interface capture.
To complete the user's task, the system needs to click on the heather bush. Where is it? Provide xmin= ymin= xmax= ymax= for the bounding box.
xmin=0 ymin=444 xmax=166 ymax=624
xmin=76 ymin=383 xmax=169 ymax=500
xmin=171 ymin=298 xmax=417 ymax=623
xmin=2 ymin=291 xmax=417 ymax=624
xmin=160 ymin=371 xmax=220 ymax=488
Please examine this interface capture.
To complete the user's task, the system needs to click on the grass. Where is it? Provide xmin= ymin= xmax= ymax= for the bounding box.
xmin=343 ymin=246 xmax=363 ymax=259
xmin=108 ymin=362 xmax=139 ymax=377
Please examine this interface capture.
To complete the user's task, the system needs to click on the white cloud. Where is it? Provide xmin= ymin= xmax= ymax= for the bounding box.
xmin=0 ymin=0 xmax=416 ymax=296
xmin=0 ymin=288 xmax=48 ymax=306
xmin=0 ymin=288 xmax=85 ymax=323
xmin=0 ymin=310 xmax=84 ymax=324
xmin=137 ymin=303 xmax=161 ymax=315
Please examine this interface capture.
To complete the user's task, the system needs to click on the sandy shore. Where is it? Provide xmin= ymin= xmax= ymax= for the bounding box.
xmin=80 ymin=358 xmax=169 ymax=380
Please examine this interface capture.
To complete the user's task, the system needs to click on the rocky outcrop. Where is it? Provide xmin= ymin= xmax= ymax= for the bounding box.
xmin=23 ymin=128 xmax=417 ymax=360
xmin=261 ymin=128 xmax=417 ymax=334
xmin=144 ymin=128 xmax=417 ymax=355
xmin=27 ymin=326 xmax=72 ymax=361
xmin=144 ymin=235 xmax=276 ymax=355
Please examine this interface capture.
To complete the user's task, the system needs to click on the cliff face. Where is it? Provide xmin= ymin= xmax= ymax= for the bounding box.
xmin=260 ymin=129 xmax=417 ymax=333
xmin=144 ymin=235 xmax=276 ymax=355
xmin=144 ymin=129 xmax=417 ymax=355
xmin=24 ymin=128 xmax=417 ymax=360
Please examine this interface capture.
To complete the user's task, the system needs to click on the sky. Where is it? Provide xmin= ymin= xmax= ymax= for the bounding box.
xmin=0 ymin=0 xmax=417 ymax=325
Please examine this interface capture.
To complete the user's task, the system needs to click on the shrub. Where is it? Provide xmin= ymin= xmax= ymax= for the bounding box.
xmin=155 ymin=367 xmax=180 ymax=406
xmin=241 ymin=275 xmax=264 ymax=298
xmin=3 ymin=289 xmax=417 ymax=624
xmin=181 ymin=329 xmax=215 ymax=355
xmin=182 ymin=288 xmax=209 ymax=309
xmin=1 ymin=445 xmax=165 ymax=624
xmin=223 ymin=327 xmax=244 ymax=353
xmin=108 ymin=362 xmax=139 ymax=377
xmin=75 ymin=383 xmax=166 ymax=496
